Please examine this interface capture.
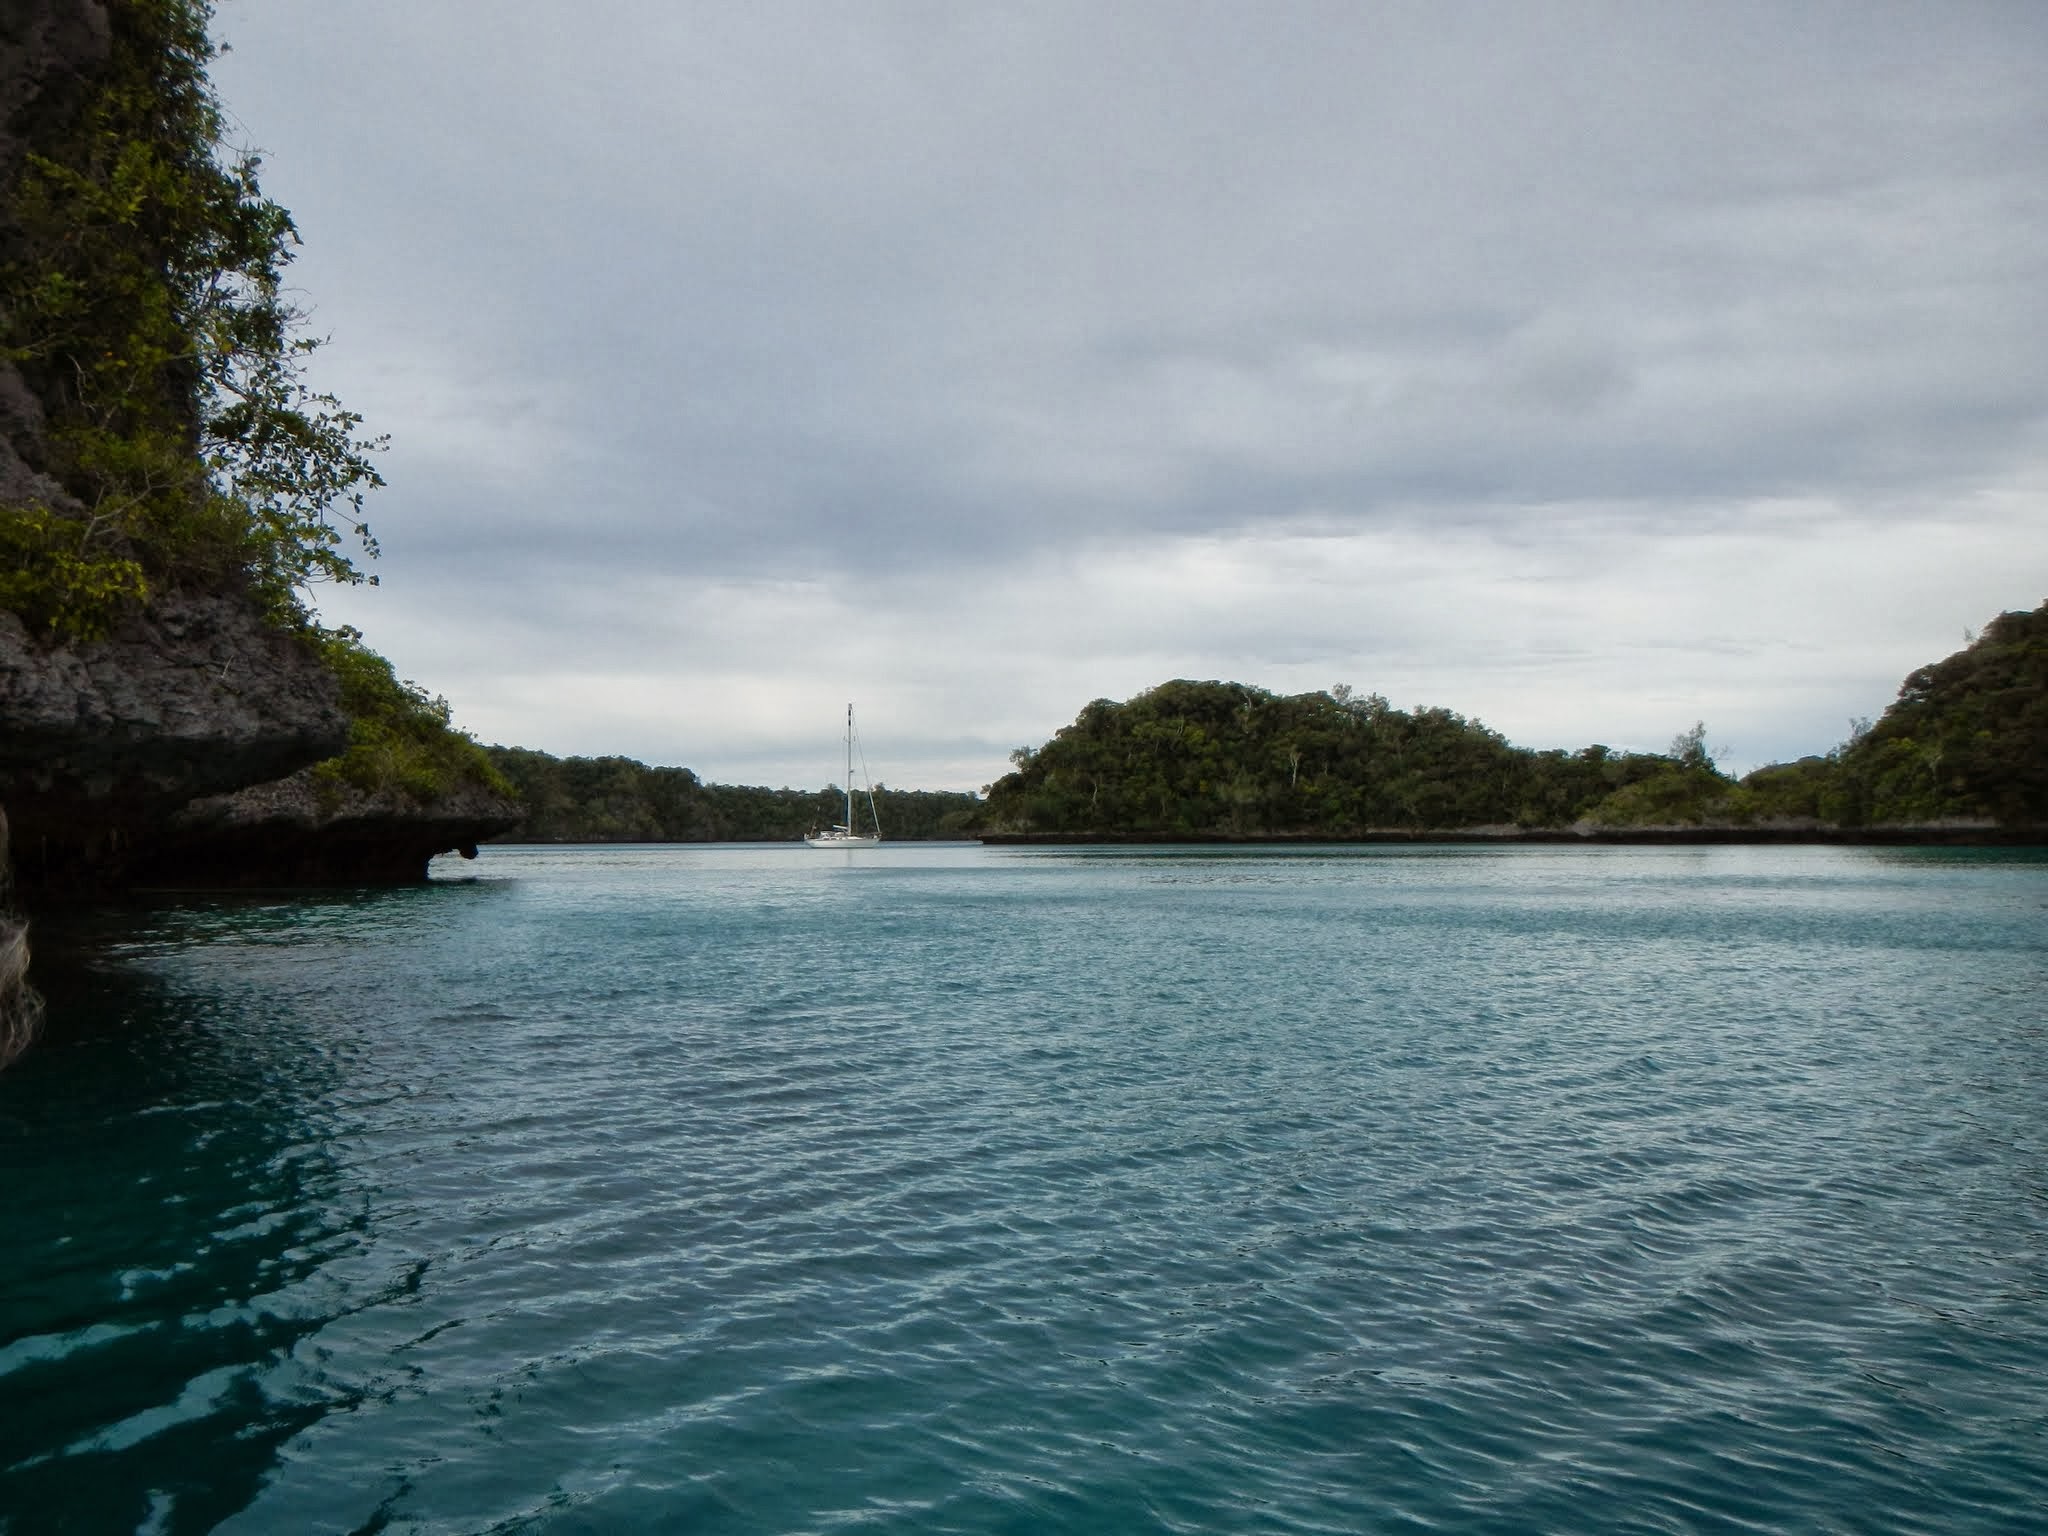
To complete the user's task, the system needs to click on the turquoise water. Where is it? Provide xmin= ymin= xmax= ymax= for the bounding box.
xmin=3 ymin=843 xmax=2046 ymax=1534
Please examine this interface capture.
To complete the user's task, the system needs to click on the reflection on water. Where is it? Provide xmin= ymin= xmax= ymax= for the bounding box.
xmin=2 ymin=966 xmax=348 ymax=1528
xmin=0 ymin=887 xmax=476 ymax=1532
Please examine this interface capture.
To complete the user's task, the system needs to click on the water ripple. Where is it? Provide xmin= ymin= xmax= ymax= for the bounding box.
xmin=4 ymin=845 xmax=2046 ymax=1532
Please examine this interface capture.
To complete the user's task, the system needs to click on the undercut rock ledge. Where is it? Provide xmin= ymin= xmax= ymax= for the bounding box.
xmin=130 ymin=769 xmax=523 ymax=888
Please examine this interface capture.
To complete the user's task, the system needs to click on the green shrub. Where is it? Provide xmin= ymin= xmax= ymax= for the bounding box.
xmin=309 ymin=629 xmax=514 ymax=807
xmin=0 ymin=504 xmax=149 ymax=640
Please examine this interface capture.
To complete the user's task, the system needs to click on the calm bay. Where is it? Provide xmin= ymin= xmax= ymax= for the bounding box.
xmin=3 ymin=843 xmax=2045 ymax=1533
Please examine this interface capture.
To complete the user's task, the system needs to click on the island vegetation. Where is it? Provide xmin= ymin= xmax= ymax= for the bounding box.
xmin=481 ymin=747 xmax=981 ymax=843
xmin=1 ymin=0 xmax=506 ymax=817
xmin=476 ymin=601 xmax=2044 ymax=847
xmin=1 ymin=0 xmax=383 ymax=639
xmin=979 ymin=601 xmax=2048 ymax=840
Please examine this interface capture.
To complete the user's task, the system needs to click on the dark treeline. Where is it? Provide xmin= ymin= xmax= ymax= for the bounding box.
xmin=482 ymin=747 xmax=982 ymax=842
xmin=481 ymin=600 xmax=2044 ymax=843
xmin=982 ymin=601 xmax=2048 ymax=837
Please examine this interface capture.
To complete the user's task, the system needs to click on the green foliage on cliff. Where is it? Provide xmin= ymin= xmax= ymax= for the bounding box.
xmin=1725 ymin=756 xmax=1847 ymax=824
xmin=0 ymin=504 xmax=148 ymax=635
xmin=1 ymin=0 xmax=382 ymax=639
xmin=1569 ymin=722 xmax=1744 ymax=827
xmin=483 ymin=747 xmax=981 ymax=842
xmin=1825 ymin=601 xmax=2048 ymax=825
xmin=311 ymin=630 xmax=511 ymax=807
xmin=1576 ymin=760 xmax=1739 ymax=828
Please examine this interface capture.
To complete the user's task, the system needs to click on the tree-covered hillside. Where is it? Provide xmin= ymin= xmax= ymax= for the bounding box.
xmin=980 ymin=680 xmax=1685 ymax=836
xmin=980 ymin=601 xmax=2048 ymax=838
xmin=483 ymin=747 xmax=981 ymax=842
xmin=1826 ymin=601 xmax=2048 ymax=826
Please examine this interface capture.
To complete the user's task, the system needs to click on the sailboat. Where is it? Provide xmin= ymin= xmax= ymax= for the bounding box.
xmin=804 ymin=704 xmax=882 ymax=848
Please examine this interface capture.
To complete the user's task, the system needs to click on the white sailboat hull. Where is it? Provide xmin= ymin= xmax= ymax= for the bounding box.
xmin=804 ymin=829 xmax=880 ymax=848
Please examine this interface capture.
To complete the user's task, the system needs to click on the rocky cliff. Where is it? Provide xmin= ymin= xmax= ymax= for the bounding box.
xmin=133 ymin=768 xmax=516 ymax=888
xmin=5 ymin=1 xmax=344 ymax=897
xmin=0 ymin=595 xmax=351 ymax=894
xmin=2 ymin=0 xmax=519 ymax=907
xmin=0 ymin=585 xmax=522 ymax=898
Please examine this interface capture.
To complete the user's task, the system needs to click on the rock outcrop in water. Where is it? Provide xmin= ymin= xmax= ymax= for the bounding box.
xmin=132 ymin=767 xmax=516 ymax=888
xmin=2 ymin=2 xmax=348 ymax=895
xmin=0 ymin=597 xmax=351 ymax=893
xmin=0 ymin=593 xmax=522 ymax=895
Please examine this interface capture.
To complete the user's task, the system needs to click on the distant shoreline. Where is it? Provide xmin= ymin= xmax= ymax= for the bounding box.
xmin=978 ymin=825 xmax=2046 ymax=847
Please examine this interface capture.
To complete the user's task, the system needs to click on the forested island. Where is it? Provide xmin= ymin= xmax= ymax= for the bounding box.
xmin=979 ymin=601 xmax=2048 ymax=841
xmin=477 ymin=602 xmax=2044 ymax=847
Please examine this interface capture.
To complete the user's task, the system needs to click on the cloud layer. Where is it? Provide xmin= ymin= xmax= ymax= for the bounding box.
xmin=211 ymin=1 xmax=2048 ymax=788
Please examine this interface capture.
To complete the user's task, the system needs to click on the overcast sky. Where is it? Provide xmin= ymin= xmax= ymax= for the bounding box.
xmin=208 ymin=0 xmax=2048 ymax=791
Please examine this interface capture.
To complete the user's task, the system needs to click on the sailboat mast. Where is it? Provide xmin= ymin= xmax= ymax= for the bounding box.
xmin=844 ymin=704 xmax=855 ymax=830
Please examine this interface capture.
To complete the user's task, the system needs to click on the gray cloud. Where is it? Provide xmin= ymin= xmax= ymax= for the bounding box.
xmin=211 ymin=0 xmax=2048 ymax=788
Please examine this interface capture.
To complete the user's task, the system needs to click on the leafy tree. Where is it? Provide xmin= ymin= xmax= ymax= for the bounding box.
xmin=310 ymin=629 xmax=511 ymax=806
xmin=1669 ymin=721 xmax=1713 ymax=769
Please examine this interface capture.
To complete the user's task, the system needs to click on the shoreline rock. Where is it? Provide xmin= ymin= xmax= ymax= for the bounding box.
xmin=125 ymin=767 xmax=523 ymax=889
xmin=1 ymin=595 xmax=351 ymax=896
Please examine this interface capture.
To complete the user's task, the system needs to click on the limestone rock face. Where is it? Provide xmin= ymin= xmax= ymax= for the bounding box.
xmin=0 ymin=2 xmax=109 ymax=184
xmin=2 ymin=0 xmax=112 ymax=515
xmin=136 ymin=768 xmax=524 ymax=888
xmin=1 ymin=3 xmax=511 ymax=902
xmin=0 ymin=596 xmax=350 ymax=893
